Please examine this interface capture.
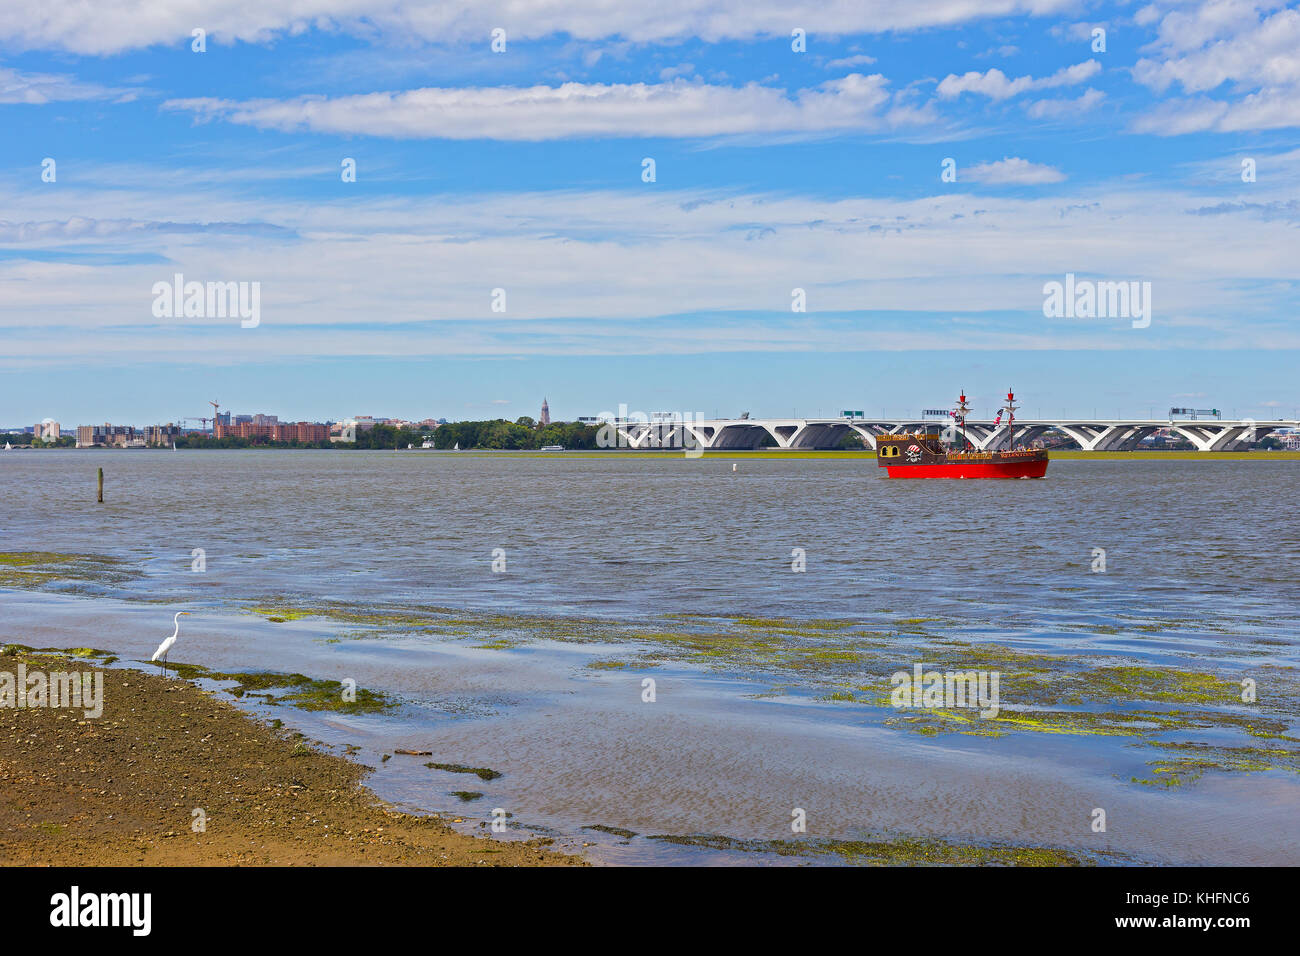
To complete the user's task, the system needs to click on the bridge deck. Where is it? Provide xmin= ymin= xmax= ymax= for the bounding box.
xmin=603 ymin=417 xmax=1297 ymax=453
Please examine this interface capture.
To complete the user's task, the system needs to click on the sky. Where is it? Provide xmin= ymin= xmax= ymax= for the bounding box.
xmin=1 ymin=0 xmax=1299 ymax=426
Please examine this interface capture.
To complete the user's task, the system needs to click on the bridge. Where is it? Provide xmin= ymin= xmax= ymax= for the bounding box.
xmin=604 ymin=416 xmax=1298 ymax=452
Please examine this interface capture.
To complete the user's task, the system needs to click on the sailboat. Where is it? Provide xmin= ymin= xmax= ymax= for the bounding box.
xmin=3 ymin=442 xmax=10 ymax=451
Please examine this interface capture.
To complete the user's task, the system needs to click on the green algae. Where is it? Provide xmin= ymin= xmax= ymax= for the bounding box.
xmin=821 ymin=691 xmax=858 ymax=702
xmin=231 ymin=601 xmax=1297 ymax=792
xmin=1079 ymin=666 xmax=1240 ymax=705
xmin=0 ymin=552 xmax=63 ymax=567
xmin=1132 ymin=741 xmax=1300 ymax=787
xmin=0 ymin=551 xmax=133 ymax=589
xmin=248 ymin=604 xmax=438 ymax=628
xmin=474 ymin=638 xmax=519 ymax=650
xmin=424 ymin=762 xmax=502 ymax=781
xmin=146 ymin=661 xmax=393 ymax=714
xmin=884 ymin=707 xmax=1193 ymax=739
xmin=2 ymin=644 xmax=117 ymax=663
xmin=730 ymin=616 xmax=860 ymax=631
xmin=278 ymin=682 xmax=391 ymax=714
xmin=451 ymin=791 xmax=484 ymax=802
xmin=584 ymin=824 xmax=638 ymax=839
xmin=646 ymin=832 xmax=1121 ymax=866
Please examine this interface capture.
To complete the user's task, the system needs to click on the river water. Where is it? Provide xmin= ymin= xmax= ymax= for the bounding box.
xmin=3 ymin=450 xmax=1298 ymax=864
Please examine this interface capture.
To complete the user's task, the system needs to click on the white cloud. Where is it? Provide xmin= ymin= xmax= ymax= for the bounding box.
xmin=4 ymin=166 xmax=1300 ymax=365
xmin=1134 ymin=4 xmax=1300 ymax=93
xmin=165 ymin=75 xmax=934 ymax=140
xmin=0 ymin=217 xmax=293 ymax=241
xmin=658 ymin=63 xmax=696 ymax=81
xmin=1132 ymin=2 xmax=1300 ymax=133
xmin=1132 ymin=97 xmax=1229 ymax=134
xmin=1050 ymin=21 xmax=1107 ymax=43
xmin=1135 ymin=4 xmax=1161 ymax=27
xmin=0 ymin=1 xmax=1077 ymax=54
xmin=825 ymin=54 xmax=877 ymax=69
xmin=0 ymin=65 xmax=133 ymax=104
xmin=936 ymin=59 xmax=1100 ymax=99
xmin=964 ymin=157 xmax=1066 ymax=184
xmin=1024 ymin=87 xmax=1105 ymax=118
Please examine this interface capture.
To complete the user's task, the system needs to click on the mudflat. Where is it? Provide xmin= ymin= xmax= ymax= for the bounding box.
xmin=0 ymin=651 xmax=581 ymax=866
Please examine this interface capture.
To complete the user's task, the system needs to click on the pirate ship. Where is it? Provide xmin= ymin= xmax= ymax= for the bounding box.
xmin=876 ymin=390 xmax=1049 ymax=479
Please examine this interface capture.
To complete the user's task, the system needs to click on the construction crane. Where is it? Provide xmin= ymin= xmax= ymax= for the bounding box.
xmin=209 ymin=400 xmax=221 ymax=435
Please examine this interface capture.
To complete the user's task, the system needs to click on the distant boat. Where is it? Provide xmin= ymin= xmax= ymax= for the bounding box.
xmin=453 ymin=442 xmax=460 ymax=450
xmin=3 ymin=442 xmax=10 ymax=451
xmin=540 ymin=444 xmax=564 ymax=451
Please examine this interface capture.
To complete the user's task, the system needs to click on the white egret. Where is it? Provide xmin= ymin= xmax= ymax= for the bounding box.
xmin=151 ymin=611 xmax=190 ymax=677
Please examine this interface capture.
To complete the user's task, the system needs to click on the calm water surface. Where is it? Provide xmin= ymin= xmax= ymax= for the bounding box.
xmin=3 ymin=450 xmax=1298 ymax=864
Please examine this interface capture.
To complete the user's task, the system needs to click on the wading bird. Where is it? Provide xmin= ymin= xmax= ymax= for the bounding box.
xmin=151 ymin=611 xmax=190 ymax=677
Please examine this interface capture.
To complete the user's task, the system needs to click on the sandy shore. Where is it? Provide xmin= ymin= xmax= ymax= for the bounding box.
xmin=0 ymin=650 xmax=581 ymax=866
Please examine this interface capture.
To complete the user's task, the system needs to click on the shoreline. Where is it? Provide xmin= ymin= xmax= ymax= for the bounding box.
xmin=5 ymin=586 xmax=1298 ymax=866
xmin=6 ymin=447 xmax=1300 ymax=460
xmin=0 ymin=649 xmax=582 ymax=867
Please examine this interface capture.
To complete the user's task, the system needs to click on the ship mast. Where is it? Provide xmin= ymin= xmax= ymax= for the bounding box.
xmin=1005 ymin=388 xmax=1018 ymax=449
xmin=954 ymin=391 xmax=971 ymax=450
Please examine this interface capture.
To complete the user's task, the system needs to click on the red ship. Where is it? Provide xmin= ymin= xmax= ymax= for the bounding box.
xmin=876 ymin=390 xmax=1049 ymax=479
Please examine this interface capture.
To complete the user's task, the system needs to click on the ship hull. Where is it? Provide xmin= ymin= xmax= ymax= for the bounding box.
xmin=881 ymin=458 xmax=1048 ymax=479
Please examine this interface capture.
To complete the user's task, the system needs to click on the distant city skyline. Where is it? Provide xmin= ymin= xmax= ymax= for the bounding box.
xmin=7 ymin=346 xmax=1300 ymax=428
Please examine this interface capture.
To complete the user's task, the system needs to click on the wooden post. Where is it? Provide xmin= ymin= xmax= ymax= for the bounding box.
xmin=97 ymin=467 xmax=103 ymax=504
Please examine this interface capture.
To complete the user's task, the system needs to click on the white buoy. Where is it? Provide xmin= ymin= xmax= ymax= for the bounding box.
xmin=732 ymin=463 xmax=737 ymax=472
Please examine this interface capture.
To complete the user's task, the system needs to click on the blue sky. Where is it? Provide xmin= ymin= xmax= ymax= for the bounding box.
xmin=2 ymin=1 xmax=1299 ymax=426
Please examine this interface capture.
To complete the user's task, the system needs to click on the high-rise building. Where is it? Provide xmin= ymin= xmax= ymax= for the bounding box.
xmin=213 ymin=421 xmax=328 ymax=442
xmin=33 ymin=420 xmax=61 ymax=441
xmin=539 ymin=398 xmax=551 ymax=426
xmin=145 ymin=424 xmax=182 ymax=446
xmin=75 ymin=424 xmax=140 ymax=447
